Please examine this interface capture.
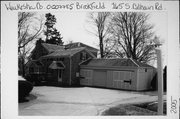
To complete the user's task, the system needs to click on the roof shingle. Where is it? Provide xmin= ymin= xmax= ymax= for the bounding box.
xmin=42 ymin=43 xmax=64 ymax=53
xmin=42 ymin=47 xmax=86 ymax=58
xmin=65 ymin=42 xmax=98 ymax=52
xmin=80 ymin=58 xmax=153 ymax=68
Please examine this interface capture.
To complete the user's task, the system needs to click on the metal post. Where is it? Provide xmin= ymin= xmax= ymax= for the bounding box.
xmin=156 ymin=48 xmax=164 ymax=115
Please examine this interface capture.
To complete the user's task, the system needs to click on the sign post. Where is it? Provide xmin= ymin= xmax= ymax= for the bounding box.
xmin=156 ymin=48 xmax=164 ymax=115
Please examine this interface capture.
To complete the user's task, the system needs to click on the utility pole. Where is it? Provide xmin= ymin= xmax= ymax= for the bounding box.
xmin=156 ymin=48 xmax=164 ymax=115
xmin=152 ymin=36 xmax=163 ymax=115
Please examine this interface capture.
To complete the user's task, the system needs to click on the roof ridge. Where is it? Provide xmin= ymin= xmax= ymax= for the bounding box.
xmin=129 ymin=58 xmax=140 ymax=67
xmin=65 ymin=42 xmax=98 ymax=51
xmin=66 ymin=47 xmax=85 ymax=50
xmin=42 ymin=43 xmax=64 ymax=46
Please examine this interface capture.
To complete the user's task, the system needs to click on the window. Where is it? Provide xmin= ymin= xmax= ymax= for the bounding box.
xmin=80 ymin=52 xmax=87 ymax=61
xmin=29 ymin=67 xmax=44 ymax=74
xmin=29 ymin=67 xmax=34 ymax=73
xmin=57 ymin=58 xmax=64 ymax=61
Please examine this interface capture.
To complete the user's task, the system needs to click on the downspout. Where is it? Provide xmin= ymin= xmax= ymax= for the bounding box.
xmin=69 ymin=55 xmax=72 ymax=86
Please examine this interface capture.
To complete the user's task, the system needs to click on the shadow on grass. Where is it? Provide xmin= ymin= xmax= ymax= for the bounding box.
xmin=102 ymin=104 xmax=157 ymax=116
xmin=102 ymin=102 xmax=167 ymax=116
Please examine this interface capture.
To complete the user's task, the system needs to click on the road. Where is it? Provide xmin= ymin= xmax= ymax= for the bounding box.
xmin=19 ymin=86 xmax=166 ymax=116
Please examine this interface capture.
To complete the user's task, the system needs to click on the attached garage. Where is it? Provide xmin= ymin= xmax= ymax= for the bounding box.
xmin=80 ymin=58 xmax=156 ymax=91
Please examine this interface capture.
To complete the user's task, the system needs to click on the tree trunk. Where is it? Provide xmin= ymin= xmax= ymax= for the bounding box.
xmin=99 ymin=37 xmax=104 ymax=58
xmin=22 ymin=58 xmax=25 ymax=77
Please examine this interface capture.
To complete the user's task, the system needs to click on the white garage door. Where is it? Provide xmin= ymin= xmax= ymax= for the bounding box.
xmin=80 ymin=69 xmax=93 ymax=85
xmin=93 ymin=70 xmax=106 ymax=87
xmin=113 ymin=71 xmax=134 ymax=90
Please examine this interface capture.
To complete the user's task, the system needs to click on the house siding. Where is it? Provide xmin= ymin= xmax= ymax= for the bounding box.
xmin=40 ymin=57 xmax=70 ymax=84
xmin=71 ymin=50 xmax=94 ymax=85
xmin=136 ymin=67 xmax=155 ymax=90
xmin=25 ymin=41 xmax=98 ymax=86
xmin=80 ymin=65 xmax=155 ymax=91
xmin=62 ymin=57 xmax=70 ymax=85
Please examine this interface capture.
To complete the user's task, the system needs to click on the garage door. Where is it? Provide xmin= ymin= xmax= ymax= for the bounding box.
xmin=113 ymin=71 xmax=134 ymax=90
xmin=93 ymin=70 xmax=106 ymax=87
xmin=80 ymin=69 xmax=93 ymax=86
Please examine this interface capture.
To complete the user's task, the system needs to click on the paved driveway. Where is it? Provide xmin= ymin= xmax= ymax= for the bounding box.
xmin=19 ymin=86 xmax=165 ymax=116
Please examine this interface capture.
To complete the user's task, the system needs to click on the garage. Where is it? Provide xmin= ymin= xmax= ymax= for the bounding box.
xmin=93 ymin=70 xmax=106 ymax=87
xmin=80 ymin=58 xmax=156 ymax=91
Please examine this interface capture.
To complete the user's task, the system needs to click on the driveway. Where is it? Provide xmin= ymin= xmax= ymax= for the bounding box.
xmin=19 ymin=86 xmax=166 ymax=116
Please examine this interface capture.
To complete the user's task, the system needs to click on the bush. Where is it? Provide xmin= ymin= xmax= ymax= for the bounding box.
xmin=151 ymin=66 xmax=167 ymax=91
xmin=25 ymin=74 xmax=45 ymax=86
xmin=18 ymin=80 xmax=33 ymax=102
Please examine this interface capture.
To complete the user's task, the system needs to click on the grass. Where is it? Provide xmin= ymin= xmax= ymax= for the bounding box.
xmin=102 ymin=102 xmax=167 ymax=116
xmin=102 ymin=104 xmax=157 ymax=115
xmin=134 ymin=101 xmax=167 ymax=114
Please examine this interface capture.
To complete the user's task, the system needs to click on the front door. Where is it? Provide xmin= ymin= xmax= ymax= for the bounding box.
xmin=58 ymin=69 xmax=62 ymax=82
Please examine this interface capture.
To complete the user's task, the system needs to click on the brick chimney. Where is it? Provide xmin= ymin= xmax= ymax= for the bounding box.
xmin=36 ymin=38 xmax=44 ymax=45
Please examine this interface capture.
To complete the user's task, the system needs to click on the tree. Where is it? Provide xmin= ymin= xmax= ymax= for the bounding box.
xmin=18 ymin=12 xmax=43 ymax=76
xmin=88 ymin=12 xmax=110 ymax=58
xmin=44 ymin=13 xmax=63 ymax=45
xmin=109 ymin=12 xmax=156 ymax=63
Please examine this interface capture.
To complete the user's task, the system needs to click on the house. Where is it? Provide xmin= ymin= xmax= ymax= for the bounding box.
xmin=25 ymin=39 xmax=97 ymax=85
xmin=65 ymin=42 xmax=98 ymax=57
xmin=79 ymin=58 xmax=156 ymax=91
xmin=26 ymin=39 xmax=156 ymax=90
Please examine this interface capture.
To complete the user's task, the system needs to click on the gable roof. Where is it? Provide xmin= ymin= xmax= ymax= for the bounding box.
xmin=26 ymin=60 xmax=43 ymax=67
xmin=49 ymin=61 xmax=65 ymax=69
xmin=65 ymin=42 xmax=98 ymax=52
xmin=41 ymin=43 xmax=65 ymax=53
xmin=132 ymin=59 xmax=154 ymax=68
xmin=80 ymin=58 xmax=154 ymax=68
xmin=41 ymin=47 xmax=95 ymax=58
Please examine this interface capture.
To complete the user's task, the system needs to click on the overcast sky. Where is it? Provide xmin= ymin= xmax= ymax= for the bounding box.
xmin=43 ymin=11 xmax=167 ymax=66
xmin=35 ymin=11 xmax=167 ymax=66
xmin=49 ymin=11 xmax=167 ymax=48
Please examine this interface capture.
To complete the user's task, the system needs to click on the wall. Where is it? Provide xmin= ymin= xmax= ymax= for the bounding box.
xmin=71 ymin=50 xmax=94 ymax=85
xmin=106 ymin=69 xmax=137 ymax=90
xmin=80 ymin=66 xmax=139 ymax=90
xmin=137 ymin=67 xmax=155 ymax=90
xmin=80 ymin=69 xmax=93 ymax=86
xmin=40 ymin=57 xmax=70 ymax=85
xmin=62 ymin=57 xmax=70 ymax=85
xmin=93 ymin=70 xmax=107 ymax=87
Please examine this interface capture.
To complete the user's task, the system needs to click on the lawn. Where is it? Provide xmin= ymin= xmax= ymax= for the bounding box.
xmin=102 ymin=102 xmax=167 ymax=116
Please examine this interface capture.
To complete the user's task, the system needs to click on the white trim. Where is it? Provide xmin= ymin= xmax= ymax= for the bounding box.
xmin=78 ymin=58 xmax=92 ymax=65
xmin=84 ymin=49 xmax=96 ymax=58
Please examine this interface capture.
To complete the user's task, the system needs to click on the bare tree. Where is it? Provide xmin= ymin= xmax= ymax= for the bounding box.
xmin=109 ymin=12 xmax=156 ymax=63
xmin=18 ymin=12 xmax=43 ymax=54
xmin=88 ymin=12 xmax=110 ymax=58
xmin=18 ymin=12 xmax=44 ymax=76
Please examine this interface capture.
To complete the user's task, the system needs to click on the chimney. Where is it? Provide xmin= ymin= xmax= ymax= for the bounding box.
xmin=36 ymin=38 xmax=44 ymax=45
